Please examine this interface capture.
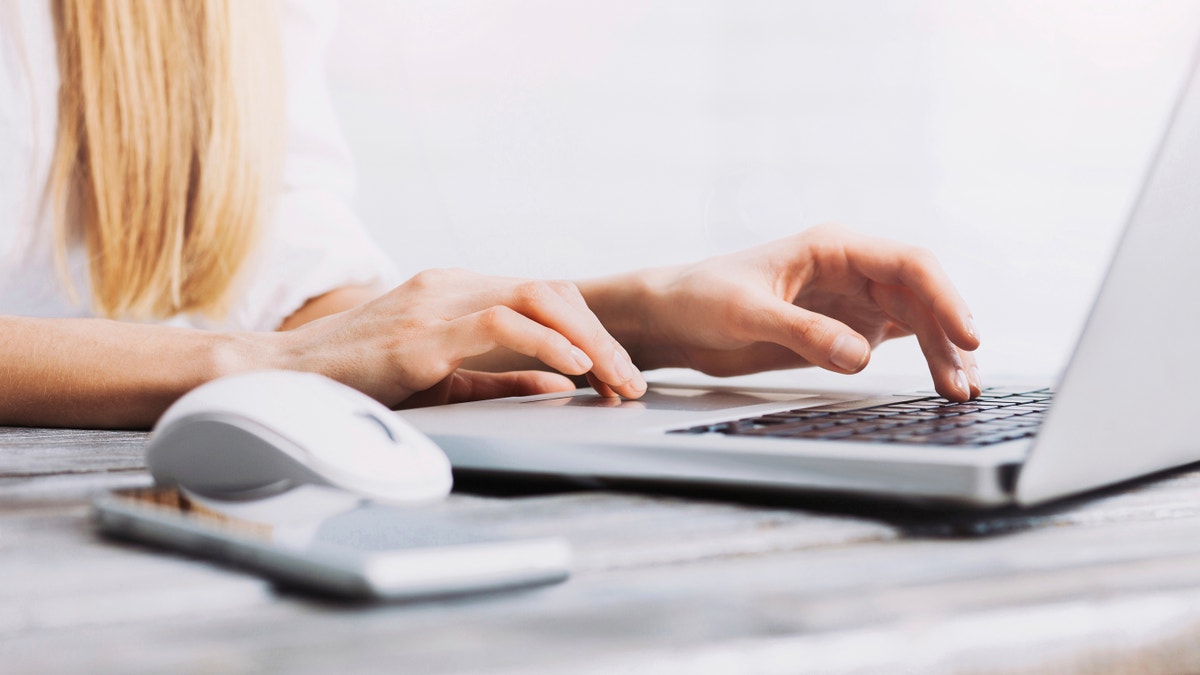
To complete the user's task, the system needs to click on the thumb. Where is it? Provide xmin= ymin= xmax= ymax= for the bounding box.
xmin=450 ymin=370 xmax=576 ymax=403
xmin=745 ymin=297 xmax=872 ymax=374
xmin=402 ymin=369 xmax=575 ymax=408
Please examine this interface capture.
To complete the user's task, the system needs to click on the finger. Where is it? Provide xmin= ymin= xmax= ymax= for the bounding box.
xmin=871 ymin=284 xmax=973 ymax=401
xmin=737 ymin=294 xmax=872 ymax=374
xmin=409 ymin=273 xmax=646 ymax=398
xmin=545 ymin=282 xmax=648 ymax=400
xmin=504 ymin=280 xmax=646 ymax=398
xmin=443 ymin=306 xmax=595 ymax=379
xmin=447 ymin=370 xmax=576 ymax=403
xmin=841 ymin=234 xmax=979 ymax=351
xmin=396 ymin=373 xmax=456 ymax=409
xmin=959 ymin=347 xmax=983 ymax=398
xmin=399 ymin=369 xmax=575 ymax=408
xmin=586 ymin=372 xmax=620 ymax=398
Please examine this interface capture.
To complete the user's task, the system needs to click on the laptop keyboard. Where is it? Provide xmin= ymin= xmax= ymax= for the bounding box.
xmin=667 ymin=387 xmax=1052 ymax=447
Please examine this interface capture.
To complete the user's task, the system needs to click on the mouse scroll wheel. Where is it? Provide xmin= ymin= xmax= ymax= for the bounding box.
xmin=356 ymin=411 xmax=398 ymax=443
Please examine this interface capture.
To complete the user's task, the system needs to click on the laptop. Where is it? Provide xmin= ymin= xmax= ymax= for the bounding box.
xmin=398 ymin=49 xmax=1200 ymax=508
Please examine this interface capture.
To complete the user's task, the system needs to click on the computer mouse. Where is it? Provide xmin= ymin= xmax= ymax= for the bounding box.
xmin=145 ymin=370 xmax=453 ymax=503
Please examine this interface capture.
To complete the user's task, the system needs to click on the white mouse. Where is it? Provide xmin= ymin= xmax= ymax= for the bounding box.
xmin=145 ymin=371 xmax=452 ymax=503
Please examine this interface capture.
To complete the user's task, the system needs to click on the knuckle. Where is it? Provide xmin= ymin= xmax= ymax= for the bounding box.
xmin=408 ymin=267 xmax=450 ymax=289
xmin=900 ymin=247 xmax=938 ymax=281
xmin=411 ymin=362 xmax=449 ymax=388
xmin=532 ymin=338 xmax=565 ymax=364
xmin=811 ymin=222 xmax=850 ymax=237
xmin=793 ymin=314 xmax=833 ymax=347
xmin=513 ymin=280 xmax=554 ymax=308
xmin=546 ymin=279 xmax=579 ymax=298
xmin=912 ymin=246 xmax=940 ymax=268
xmin=476 ymin=305 xmax=514 ymax=332
xmin=800 ymin=226 xmax=851 ymax=263
xmin=406 ymin=270 xmax=432 ymax=290
xmin=803 ymin=222 xmax=853 ymax=247
xmin=580 ymin=322 xmax=614 ymax=349
xmin=389 ymin=348 xmax=444 ymax=387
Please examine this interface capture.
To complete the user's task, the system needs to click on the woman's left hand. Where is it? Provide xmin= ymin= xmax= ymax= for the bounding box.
xmin=581 ymin=224 xmax=982 ymax=401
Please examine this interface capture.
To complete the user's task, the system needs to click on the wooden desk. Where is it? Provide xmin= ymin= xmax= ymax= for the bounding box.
xmin=5 ymin=425 xmax=1200 ymax=674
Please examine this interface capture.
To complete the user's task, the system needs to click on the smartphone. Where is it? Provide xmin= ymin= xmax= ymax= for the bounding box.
xmin=92 ymin=486 xmax=571 ymax=601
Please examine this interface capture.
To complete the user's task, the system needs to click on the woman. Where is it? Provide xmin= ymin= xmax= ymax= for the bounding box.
xmin=0 ymin=0 xmax=980 ymax=429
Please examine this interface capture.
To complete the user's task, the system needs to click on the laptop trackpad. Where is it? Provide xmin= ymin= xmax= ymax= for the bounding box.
xmin=525 ymin=386 xmax=817 ymax=412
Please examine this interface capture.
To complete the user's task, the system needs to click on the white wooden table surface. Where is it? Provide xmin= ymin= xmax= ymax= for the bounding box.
xmin=5 ymin=425 xmax=1200 ymax=674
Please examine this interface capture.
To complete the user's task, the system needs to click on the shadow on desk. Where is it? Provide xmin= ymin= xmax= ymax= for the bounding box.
xmin=453 ymin=459 xmax=1200 ymax=540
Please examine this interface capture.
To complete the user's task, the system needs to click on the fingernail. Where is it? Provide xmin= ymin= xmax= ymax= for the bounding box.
xmin=570 ymin=346 xmax=592 ymax=372
xmin=612 ymin=347 xmax=647 ymax=394
xmin=629 ymin=372 xmax=647 ymax=395
xmin=613 ymin=347 xmax=634 ymax=382
xmin=965 ymin=316 xmax=979 ymax=341
xmin=954 ymin=368 xmax=970 ymax=396
xmin=968 ymin=366 xmax=982 ymax=392
xmin=830 ymin=335 xmax=869 ymax=372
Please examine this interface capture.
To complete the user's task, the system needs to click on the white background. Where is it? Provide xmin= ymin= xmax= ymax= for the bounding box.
xmin=324 ymin=0 xmax=1200 ymax=381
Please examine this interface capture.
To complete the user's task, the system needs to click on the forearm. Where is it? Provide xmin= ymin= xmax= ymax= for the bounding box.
xmin=0 ymin=316 xmax=282 ymax=429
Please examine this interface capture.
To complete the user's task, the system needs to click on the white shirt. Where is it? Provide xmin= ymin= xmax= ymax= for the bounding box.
xmin=0 ymin=0 xmax=398 ymax=331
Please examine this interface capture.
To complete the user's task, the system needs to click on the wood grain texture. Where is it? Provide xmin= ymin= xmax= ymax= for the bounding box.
xmin=4 ymin=427 xmax=1200 ymax=674
xmin=0 ymin=427 xmax=146 ymax=476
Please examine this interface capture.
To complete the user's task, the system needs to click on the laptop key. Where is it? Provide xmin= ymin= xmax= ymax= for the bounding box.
xmin=669 ymin=389 xmax=1054 ymax=448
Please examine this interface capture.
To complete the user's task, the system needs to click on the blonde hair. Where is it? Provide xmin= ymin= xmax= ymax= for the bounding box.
xmin=49 ymin=0 xmax=283 ymax=320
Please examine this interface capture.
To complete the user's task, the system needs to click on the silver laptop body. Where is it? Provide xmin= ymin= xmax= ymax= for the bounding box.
xmin=399 ymin=48 xmax=1200 ymax=508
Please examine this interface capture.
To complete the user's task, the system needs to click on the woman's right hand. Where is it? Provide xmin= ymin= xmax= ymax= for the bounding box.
xmin=274 ymin=269 xmax=648 ymax=408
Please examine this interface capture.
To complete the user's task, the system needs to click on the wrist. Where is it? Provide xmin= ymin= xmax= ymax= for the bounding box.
xmin=207 ymin=330 xmax=292 ymax=381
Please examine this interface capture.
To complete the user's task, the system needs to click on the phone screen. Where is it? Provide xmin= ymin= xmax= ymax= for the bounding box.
xmin=95 ymin=486 xmax=571 ymax=600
